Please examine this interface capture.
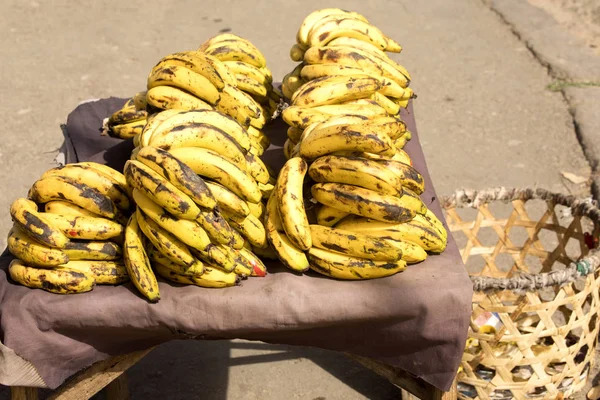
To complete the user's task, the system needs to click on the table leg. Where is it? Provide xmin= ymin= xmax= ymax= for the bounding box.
xmin=10 ymin=387 xmax=39 ymax=400
xmin=104 ymin=373 xmax=130 ymax=400
xmin=432 ymin=377 xmax=457 ymax=400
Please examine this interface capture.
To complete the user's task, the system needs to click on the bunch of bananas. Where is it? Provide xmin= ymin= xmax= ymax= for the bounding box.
xmin=281 ymin=8 xmax=414 ymax=130
xmin=102 ymin=91 xmax=149 ymax=139
xmin=7 ymin=162 xmax=133 ymax=294
xmin=124 ymin=145 xmax=270 ymax=302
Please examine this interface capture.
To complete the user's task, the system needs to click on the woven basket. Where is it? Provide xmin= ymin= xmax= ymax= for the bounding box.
xmin=441 ymin=188 xmax=600 ymax=400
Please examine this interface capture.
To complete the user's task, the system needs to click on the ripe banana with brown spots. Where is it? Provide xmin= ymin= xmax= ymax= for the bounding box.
xmin=375 ymin=159 xmax=425 ymax=195
xmin=7 ymin=225 xmax=69 ymax=267
xmin=310 ymin=225 xmax=401 ymax=261
xmin=63 ymin=241 xmax=121 ymax=261
xmin=9 ymin=259 xmax=95 ymax=294
xmin=41 ymin=213 xmax=123 ymax=240
xmin=10 ymin=198 xmax=70 ymax=248
xmin=123 ymin=215 xmax=160 ymax=302
xmin=44 ymin=200 xmax=100 ymax=218
xmin=146 ymin=85 xmax=213 ymax=112
xmin=148 ymin=246 xmax=205 ymax=276
xmin=291 ymin=75 xmax=380 ymax=108
xmin=315 ymin=204 xmax=349 ymax=227
xmin=307 ymin=247 xmax=406 ymax=280
xmin=154 ymin=261 xmax=240 ymax=288
xmin=60 ymin=260 xmax=129 ymax=285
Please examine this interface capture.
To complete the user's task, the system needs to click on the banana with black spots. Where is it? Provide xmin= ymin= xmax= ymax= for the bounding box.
xmin=307 ymin=247 xmax=406 ymax=280
xmin=205 ymin=181 xmax=250 ymax=218
xmin=291 ymin=75 xmax=380 ymax=108
xmin=9 ymin=259 xmax=95 ymax=294
xmin=282 ymin=101 xmax=386 ymax=130
xmin=7 ymin=225 xmax=69 ymax=267
xmin=221 ymin=211 xmax=267 ymax=249
xmin=63 ymin=241 xmax=121 ymax=261
xmin=146 ymin=85 xmax=213 ymax=112
xmin=10 ymin=198 xmax=70 ymax=248
xmin=123 ymin=215 xmax=160 ymax=302
xmin=147 ymin=64 xmax=220 ymax=105
xmin=148 ymin=247 xmax=205 ymax=276
xmin=41 ymin=213 xmax=123 ymax=240
xmin=154 ymin=261 xmax=239 ymax=288
xmin=375 ymin=159 xmax=424 ymax=195
xmin=61 ymin=260 xmax=129 ymax=285
xmin=315 ymin=204 xmax=349 ymax=227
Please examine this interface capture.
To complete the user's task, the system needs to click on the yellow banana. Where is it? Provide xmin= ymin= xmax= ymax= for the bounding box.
xmin=291 ymin=75 xmax=380 ymax=107
xmin=9 ymin=259 xmax=95 ymax=294
xmin=327 ymin=36 xmax=408 ymax=76
xmin=222 ymin=61 xmax=270 ymax=85
xmin=154 ymin=261 xmax=239 ymax=288
xmin=196 ymin=208 xmax=236 ymax=246
xmin=307 ymin=247 xmax=406 ymax=280
xmin=311 ymin=183 xmax=418 ymax=223
xmin=393 ymin=149 xmax=412 ymax=165
xmin=283 ymin=138 xmax=295 ymax=159
xmin=7 ymin=225 xmax=69 ymax=267
xmin=41 ymin=213 xmax=123 ymax=240
xmin=10 ymin=198 xmax=70 ymax=248
xmin=423 ymin=209 xmax=448 ymax=241
xmin=133 ymin=91 xmax=148 ymax=110
xmin=258 ymin=181 xmax=275 ymax=200
xmin=245 ymin=152 xmax=270 ymax=184
xmin=307 ymin=16 xmax=389 ymax=50
xmin=147 ymin=64 xmax=220 ymax=105
xmin=251 ymin=243 xmax=278 ymax=260
xmin=61 ymin=260 xmax=129 ymax=285
xmin=168 ymin=147 xmax=261 ymax=203
xmin=403 ymin=188 xmax=427 ymax=215
xmin=73 ymin=162 xmax=130 ymax=197
xmin=146 ymin=85 xmax=212 ymax=112
xmin=247 ymin=200 xmax=264 ymax=220
xmin=191 ymin=243 xmax=236 ymax=272
xmin=216 ymin=85 xmax=262 ymax=127
xmin=265 ymin=192 xmax=309 ymax=272
xmin=108 ymin=105 xmax=147 ymax=125
xmin=132 ymin=189 xmax=211 ymax=251
xmin=140 ymin=109 xmax=182 ymax=147
xmin=296 ymin=8 xmax=368 ymax=46
xmin=29 ymin=176 xmax=117 ymax=219
xmin=310 ymin=225 xmax=401 ymax=261
xmin=124 ymin=160 xmax=200 ymax=220
xmin=134 ymin=146 xmax=217 ymax=209
xmin=282 ymin=101 xmax=386 ymax=129
xmin=148 ymin=247 xmax=205 ymax=276
xmin=238 ymin=247 xmax=267 ymax=277
xmin=221 ymin=211 xmax=267 ymax=249
xmin=315 ymin=204 xmax=350 ymax=227
xmin=275 ymin=157 xmax=311 ymax=250
xmin=234 ymin=74 xmax=267 ymax=97
xmin=204 ymin=181 xmax=250 ymax=218
xmin=247 ymin=126 xmax=271 ymax=150
xmin=372 ymin=92 xmax=400 ymax=115
xmin=123 ymin=215 xmax=160 ymax=302
xmin=287 ymin=127 xmax=303 ymax=143
xmin=202 ymin=37 xmax=267 ymax=68
xmin=153 ymin=51 xmax=230 ymax=90
xmin=63 ymin=241 xmax=121 ymax=261
xmin=44 ymin=200 xmax=100 ymax=217
xmin=375 ymin=159 xmax=424 ymax=194
xmin=229 ymin=227 xmax=246 ymax=250
xmin=289 ymin=43 xmax=305 ymax=61
xmin=309 ymin=155 xmax=402 ymax=195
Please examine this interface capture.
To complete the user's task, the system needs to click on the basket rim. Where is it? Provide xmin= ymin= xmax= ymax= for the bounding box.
xmin=441 ymin=187 xmax=600 ymax=293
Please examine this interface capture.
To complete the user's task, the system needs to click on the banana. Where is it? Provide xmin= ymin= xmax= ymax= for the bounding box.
xmin=148 ymin=247 xmax=205 ymax=276
xmin=249 ymin=139 xmax=265 ymax=157
xmin=251 ymin=243 xmax=278 ymax=260
xmin=393 ymin=149 xmax=412 ymax=165
xmin=229 ymin=228 xmax=246 ymax=250
xmin=41 ymin=213 xmax=123 ymax=240
xmin=311 ymin=183 xmax=418 ymax=223
xmin=282 ymin=101 xmax=387 ymax=129
xmin=10 ymin=198 xmax=70 ymax=248
xmin=124 ymin=160 xmax=200 ymax=220
xmin=336 ymin=215 xmax=446 ymax=253
xmin=147 ymin=65 xmax=220 ymax=105
xmin=307 ymin=16 xmax=389 ymax=50
xmin=154 ymin=261 xmax=239 ymax=288
xmin=310 ymin=225 xmax=401 ymax=261
xmin=258 ymin=181 xmax=275 ymax=200
xmin=191 ymin=243 xmax=236 ymax=272
xmin=275 ymin=157 xmax=311 ymax=250
xmin=291 ymin=75 xmax=380 ymax=107
xmin=299 ymin=121 xmax=395 ymax=159
xmin=223 ymin=61 xmax=271 ymax=85
xmin=63 ymin=241 xmax=121 ymax=261
xmin=135 ymin=208 xmax=195 ymax=267
xmin=375 ymin=159 xmax=424 ymax=194
xmin=133 ymin=91 xmax=148 ymax=110
xmin=202 ymin=38 xmax=267 ymax=68
xmin=44 ymin=200 xmax=99 ymax=218
xmin=234 ymin=74 xmax=267 ymax=97
xmin=29 ymin=176 xmax=117 ymax=219
xmin=289 ymin=43 xmax=305 ymax=61
xmin=283 ymin=138 xmax=295 ymax=159
xmin=7 ymin=225 xmax=69 ymax=267
xmin=307 ymin=247 xmax=407 ymax=280
xmin=61 ymin=260 xmax=129 ymax=285
xmin=315 ymin=204 xmax=350 ymax=227
xmin=231 ymin=250 xmax=253 ymax=277
xmin=238 ymin=247 xmax=267 ymax=277
xmin=196 ymin=208 xmax=235 ymax=246
xmin=423 ymin=209 xmax=448 ymax=240
xmin=296 ymin=8 xmax=369 ymax=46
xmin=108 ymin=105 xmax=147 ymax=125
xmin=245 ymin=152 xmax=270 ymax=184
xmin=309 ymin=155 xmax=402 ymax=196
xmin=154 ymin=52 xmax=230 ymax=90
xmin=247 ymin=126 xmax=271 ymax=150
xmin=403 ymin=188 xmax=427 ymax=215
xmin=372 ymin=92 xmax=400 ymax=115
xmin=265 ymin=192 xmax=309 ymax=272
xmin=281 ymin=74 xmax=305 ymax=100
xmin=146 ymin=85 xmax=213 ymax=112
xmin=134 ymin=146 xmax=217 ymax=209
xmin=247 ymin=200 xmax=264 ymax=220
xmin=41 ymin=165 xmax=131 ymax=212
xmin=216 ymin=85 xmax=262 ymax=127
xmin=327 ymin=36 xmax=408 ymax=76
xmin=73 ymin=162 xmax=130 ymax=196
xmin=123 ymin=215 xmax=160 ymax=302
xmin=9 ymin=259 xmax=95 ymax=294
xmin=221 ymin=211 xmax=267 ymax=249
xmin=287 ymin=127 xmax=303 ymax=143
xmin=132 ymin=189 xmax=212 ymax=251
xmin=204 ymin=181 xmax=250 ymax=218
xmin=168 ymin=147 xmax=261 ymax=203
xmin=147 ymin=109 xmax=251 ymax=152
xmin=140 ymin=109 xmax=183 ymax=147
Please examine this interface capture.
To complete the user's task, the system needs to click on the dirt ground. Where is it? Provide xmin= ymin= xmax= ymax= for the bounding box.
xmin=527 ymin=0 xmax=600 ymax=56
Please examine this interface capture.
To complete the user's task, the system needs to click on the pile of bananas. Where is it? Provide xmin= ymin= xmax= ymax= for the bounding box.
xmin=7 ymin=162 xmax=132 ymax=294
xmin=102 ymin=91 xmax=149 ymax=139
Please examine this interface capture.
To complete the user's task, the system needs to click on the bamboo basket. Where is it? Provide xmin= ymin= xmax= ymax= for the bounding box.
xmin=441 ymin=188 xmax=600 ymax=400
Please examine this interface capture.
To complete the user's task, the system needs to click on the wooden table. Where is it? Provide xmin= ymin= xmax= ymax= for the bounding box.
xmin=9 ymin=348 xmax=458 ymax=400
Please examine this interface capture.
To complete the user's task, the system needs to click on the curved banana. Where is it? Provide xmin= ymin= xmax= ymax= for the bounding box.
xmin=205 ymin=181 xmax=250 ymax=218
xmin=146 ymin=85 xmax=213 ymax=112
xmin=124 ymin=160 xmax=200 ymax=220
xmin=133 ymin=91 xmax=148 ymax=110
xmin=154 ymin=261 xmax=239 ymax=288
xmin=238 ymin=247 xmax=267 ymax=277
xmin=282 ymin=101 xmax=386 ymax=129
xmin=29 ymin=176 xmax=117 ymax=219
xmin=258 ymin=181 xmax=275 ymax=200
xmin=310 ymin=225 xmax=401 ymax=261
xmin=296 ymin=8 xmax=368 ymax=46
xmin=147 ymin=64 xmax=220 ymax=105
xmin=247 ymin=200 xmax=264 ymax=220
xmin=311 ymin=183 xmax=418 ymax=223
xmin=135 ymin=146 xmax=216 ymax=209
xmin=307 ymin=16 xmax=388 ymax=50
xmin=245 ymin=152 xmax=270 ymax=184
xmin=307 ymin=247 xmax=406 ymax=280
xmin=63 ymin=241 xmax=121 ymax=261
xmin=153 ymin=52 xmax=230 ymax=90
xmin=202 ymin=38 xmax=266 ymax=68
xmin=191 ymin=243 xmax=236 ymax=272
xmin=73 ymin=162 xmax=130 ymax=196
xmin=9 ymin=259 xmax=95 ymax=294
xmin=265 ymin=193 xmax=309 ymax=272
xmin=223 ymin=61 xmax=271 ymax=85
xmin=132 ymin=189 xmax=211 ymax=251
xmin=108 ymin=105 xmax=147 ymax=125
xmin=61 ymin=260 xmax=129 ymax=285
xmin=148 ymin=247 xmax=205 ymax=276
xmin=196 ymin=208 xmax=235 ymax=246
xmin=44 ymin=201 xmax=98 ymax=218
xmin=287 ymin=127 xmax=303 ymax=143
xmin=140 ymin=109 xmax=183 ymax=146
xmin=234 ymin=74 xmax=267 ymax=97
xmin=247 ymin=126 xmax=271 ymax=150
xmin=123 ymin=215 xmax=160 ymax=302
xmin=216 ymin=85 xmax=262 ymax=127
xmin=168 ymin=147 xmax=261 ymax=203
xmin=41 ymin=165 xmax=131 ymax=212
xmin=376 ymin=159 xmax=424 ymax=194
xmin=275 ymin=157 xmax=311 ymax=250
xmin=327 ymin=36 xmax=408 ymax=74
xmin=393 ymin=149 xmax=412 ymax=165
xmin=10 ymin=198 xmax=70 ymax=248
xmin=291 ymin=75 xmax=380 ymax=107
xmin=221 ymin=211 xmax=267 ymax=249
xmin=372 ymin=92 xmax=400 ymax=115
xmin=309 ymin=155 xmax=402 ymax=195
xmin=229 ymin=228 xmax=246 ymax=250
xmin=315 ymin=204 xmax=350 ymax=227
xmin=7 ymin=225 xmax=69 ymax=267
xmin=250 ymin=243 xmax=278 ymax=260
xmin=41 ymin=213 xmax=123 ymax=240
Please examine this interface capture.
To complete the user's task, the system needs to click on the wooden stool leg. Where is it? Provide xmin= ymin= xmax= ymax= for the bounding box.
xmin=402 ymin=388 xmax=418 ymax=399
xmin=10 ymin=387 xmax=39 ymax=400
xmin=432 ymin=377 xmax=458 ymax=400
xmin=104 ymin=373 xmax=130 ymax=400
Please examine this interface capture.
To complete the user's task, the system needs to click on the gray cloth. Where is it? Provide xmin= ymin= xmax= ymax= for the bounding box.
xmin=0 ymin=98 xmax=473 ymax=391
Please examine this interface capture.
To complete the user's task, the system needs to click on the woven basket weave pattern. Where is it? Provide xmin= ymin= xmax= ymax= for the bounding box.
xmin=442 ymin=188 xmax=600 ymax=400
